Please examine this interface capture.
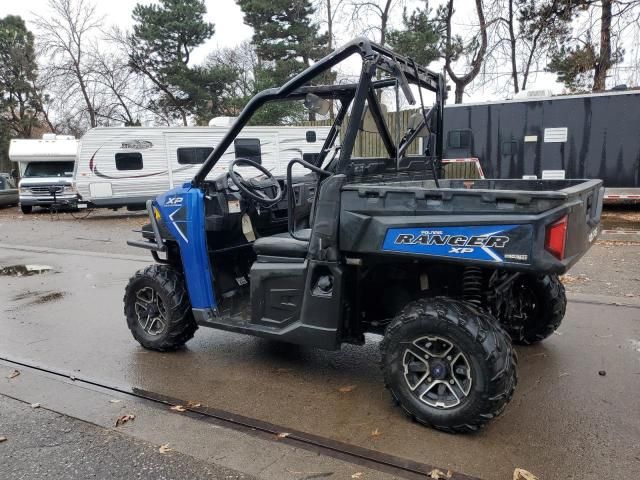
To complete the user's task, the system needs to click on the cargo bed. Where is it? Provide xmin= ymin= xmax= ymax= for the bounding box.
xmin=340 ymin=178 xmax=604 ymax=274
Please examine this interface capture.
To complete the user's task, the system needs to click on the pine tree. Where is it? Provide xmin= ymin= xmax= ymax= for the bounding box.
xmin=129 ymin=0 xmax=236 ymax=124
xmin=237 ymin=0 xmax=329 ymax=124
xmin=387 ymin=1 xmax=440 ymax=66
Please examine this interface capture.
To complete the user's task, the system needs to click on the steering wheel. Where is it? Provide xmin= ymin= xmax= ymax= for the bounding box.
xmin=228 ymin=158 xmax=283 ymax=205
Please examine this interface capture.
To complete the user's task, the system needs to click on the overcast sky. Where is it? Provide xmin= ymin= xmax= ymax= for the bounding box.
xmin=0 ymin=0 xmax=569 ymax=103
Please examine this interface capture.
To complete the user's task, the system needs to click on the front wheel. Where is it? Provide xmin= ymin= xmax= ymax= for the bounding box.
xmin=381 ymin=297 xmax=517 ymax=433
xmin=20 ymin=205 xmax=32 ymax=214
xmin=124 ymin=264 xmax=197 ymax=351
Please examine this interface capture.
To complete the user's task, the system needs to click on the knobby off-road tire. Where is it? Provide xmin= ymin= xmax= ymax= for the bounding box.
xmin=502 ymin=274 xmax=567 ymax=345
xmin=124 ymin=264 xmax=198 ymax=351
xmin=380 ymin=297 xmax=517 ymax=434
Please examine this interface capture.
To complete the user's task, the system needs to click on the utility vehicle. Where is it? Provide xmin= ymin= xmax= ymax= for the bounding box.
xmin=124 ymin=39 xmax=603 ymax=433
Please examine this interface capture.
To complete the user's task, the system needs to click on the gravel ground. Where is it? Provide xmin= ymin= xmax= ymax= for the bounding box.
xmin=0 ymin=394 xmax=255 ymax=480
xmin=1 ymin=204 xmax=639 ymax=297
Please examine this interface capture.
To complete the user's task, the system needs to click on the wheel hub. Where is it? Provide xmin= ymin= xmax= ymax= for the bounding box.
xmin=429 ymin=360 xmax=448 ymax=380
xmin=402 ymin=335 xmax=473 ymax=409
xmin=133 ymin=286 xmax=167 ymax=336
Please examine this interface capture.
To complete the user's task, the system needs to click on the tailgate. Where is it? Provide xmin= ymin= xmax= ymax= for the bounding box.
xmin=556 ymin=179 xmax=603 ymax=268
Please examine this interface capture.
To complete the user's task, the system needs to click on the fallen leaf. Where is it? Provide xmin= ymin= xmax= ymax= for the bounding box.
xmin=30 ymin=403 xmax=41 ymax=409
xmin=553 ymin=331 xmax=563 ymax=336
xmin=276 ymin=432 xmax=291 ymax=439
xmin=513 ymin=468 xmax=539 ymax=480
xmin=338 ymin=385 xmax=356 ymax=393
xmin=158 ymin=443 xmax=172 ymax=454
xmin=186 ymin=401 xmax=201 ymax=408
xmin=115 ymin=414 xmax=135 ymax=427
xmin=0 ymin=436 xmax=7 ymax=443
xmin=351 ymin=473 xmax=363 ymax=479
xmin=558 ymin=372 xmax=569 ymax=378
xmin=170 ymin=405 xmax=186 ymax=412
xmin=371 ymin=428 xmax=381 ymax=437
xmin=7 ymin=370 xmax=19 ymax=379
xmin=428 ymin=469 xmax=452 ymax=479
xmin=109 ymin=399 xmax=122 ymax=404
xmin=598 ymin=370 xmax=607 ymax=376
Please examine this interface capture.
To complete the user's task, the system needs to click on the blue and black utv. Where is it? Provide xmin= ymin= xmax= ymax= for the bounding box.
xmin=125 ymin=39 xmax=603 ymax=433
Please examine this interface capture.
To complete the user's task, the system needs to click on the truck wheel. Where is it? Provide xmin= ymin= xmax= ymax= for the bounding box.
xmin=502 ymin=274 xmax=567 ymax=345
xmin=21 ymin=205 xmax=32 ymax=214
xmin=380 ymin=297 xmax=517 ymax=433
xmin=124 ymin=264 xmax=197 ymax=351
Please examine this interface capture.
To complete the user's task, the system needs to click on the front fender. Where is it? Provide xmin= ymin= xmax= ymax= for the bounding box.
xmin=155 ymin=184 xmax=217 ymax=310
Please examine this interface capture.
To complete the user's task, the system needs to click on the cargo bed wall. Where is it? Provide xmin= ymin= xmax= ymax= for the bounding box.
xmin=339 ymin=179 xmax=603 ymax=274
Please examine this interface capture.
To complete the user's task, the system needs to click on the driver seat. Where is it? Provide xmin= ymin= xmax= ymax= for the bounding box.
xmin=252 ymin=229 xmax=311 ymax=259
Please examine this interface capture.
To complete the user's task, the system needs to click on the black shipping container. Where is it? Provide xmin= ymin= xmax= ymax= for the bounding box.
xmin=442 ymin=90 xmax=640 ymax=200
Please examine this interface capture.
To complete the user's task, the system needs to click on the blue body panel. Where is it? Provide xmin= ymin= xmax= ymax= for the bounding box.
xmin=155 ymin=184 xmax=217 ymax=310
xmin=382 ymin=225 xmax=533 ymax=264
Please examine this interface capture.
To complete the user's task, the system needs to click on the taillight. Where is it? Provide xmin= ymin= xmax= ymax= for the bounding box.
xmin=545 ymin=215 xmax=568 ymax=260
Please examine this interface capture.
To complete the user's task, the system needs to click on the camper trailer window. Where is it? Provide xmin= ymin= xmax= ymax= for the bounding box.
xmin=115 ymin=152 xmax=143 ymax=170
xmin=234 ymin=139 xmax=261 ymax=164
xmin=447 ymin=130 xmax=472 ymax=149
xmin=306 ymin=130 xmax=317 ymax=143
xmin=177 ymin=147 xmax=214 ymax=165
xmin=502 ymin=141 xmax=517 ymax=155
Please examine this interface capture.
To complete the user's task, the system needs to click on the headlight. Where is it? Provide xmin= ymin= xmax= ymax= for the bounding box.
xmin=63 ymin=185 xmax=76 ymax=193
xmin=19 ymin=188 xmax=30 ymax=194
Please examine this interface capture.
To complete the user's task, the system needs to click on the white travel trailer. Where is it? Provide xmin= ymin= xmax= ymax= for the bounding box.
xmin=9 ymin=134 xmax=79 ymax=214
xmin=75 ymin=124 xmax=332 ymax=209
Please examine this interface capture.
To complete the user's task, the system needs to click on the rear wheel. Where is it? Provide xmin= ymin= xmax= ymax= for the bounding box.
xmin=20 ymin=205 xmax=32 ymax=214
xmin=381 ymin=297 xmax=517 ymax=433
xmin=500 ymin=274 xmax=566 ymax=345
xmin=124 ymin=264 xmax=197 ymax=351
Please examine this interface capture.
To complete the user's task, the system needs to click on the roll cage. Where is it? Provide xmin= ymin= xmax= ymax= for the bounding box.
xmin=192 ymin=37 xmax=446 ymax=187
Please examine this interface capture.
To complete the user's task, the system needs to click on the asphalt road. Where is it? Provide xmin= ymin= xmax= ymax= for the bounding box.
xmin=1 ymin=207 xmax=639 ymax=479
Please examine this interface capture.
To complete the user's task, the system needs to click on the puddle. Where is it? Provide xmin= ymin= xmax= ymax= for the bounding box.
xmin=33 ymin=292 xmax=65 ymax=304
xmin=0 ymin=264 xmax=53 ymax=277
xmin=12 ymin=290 xmax=65 ymax=305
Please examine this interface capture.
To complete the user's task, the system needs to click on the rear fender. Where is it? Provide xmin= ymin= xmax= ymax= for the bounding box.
xmin=155 ymin=184 xmax=217 ymax=310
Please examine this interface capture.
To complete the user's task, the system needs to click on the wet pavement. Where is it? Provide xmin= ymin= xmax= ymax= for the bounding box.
xmin=1 ymin=238 xmax=639 ymax=480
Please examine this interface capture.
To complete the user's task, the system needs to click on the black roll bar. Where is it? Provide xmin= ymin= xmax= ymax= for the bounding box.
xmin=192 ymin=37 xmax=445 ymax=187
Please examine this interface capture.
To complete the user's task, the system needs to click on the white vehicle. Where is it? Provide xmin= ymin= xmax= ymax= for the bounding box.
xmin=75 ymin=123 xmax=331 ymax=209
xmin=9 ymin=134 xmax=79 ymax=214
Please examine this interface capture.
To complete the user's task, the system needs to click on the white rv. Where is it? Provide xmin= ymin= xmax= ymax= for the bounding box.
xmin=74 ymin=123 xmax=331 ymax=209
xmin=9 ymin=134 xmax=79 ymax=214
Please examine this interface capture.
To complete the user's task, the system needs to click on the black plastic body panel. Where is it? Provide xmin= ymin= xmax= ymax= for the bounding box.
xmin=340 ymin=178 xmax=603 ymax=274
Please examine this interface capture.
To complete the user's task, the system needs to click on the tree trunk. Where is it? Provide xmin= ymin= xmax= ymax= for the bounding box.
xmin=327 ymin=0 xmax=335 ymax=120
xmin=454 ymin=83 xmax=464 ymax=104
xmin=508 ymin=0 xmax=519 ymax=93
xmin=444 ymin=0 xmax=487 ymax=104
xmin=593 ymin=0 xmax=612 ymax=91
xmin=380 ymin=0 xmax=392 ymax=47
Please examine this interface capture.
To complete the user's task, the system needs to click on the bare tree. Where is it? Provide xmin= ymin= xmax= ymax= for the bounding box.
xmin=32 ymin=0 xmax=104 ymax=129
xmin=91 ymin=47 xmax=151 ymax=125
xmin=443 ymin=0 xmax=489 ymax=103
xmin=345 ymin=0 xmax=404 ymax=47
